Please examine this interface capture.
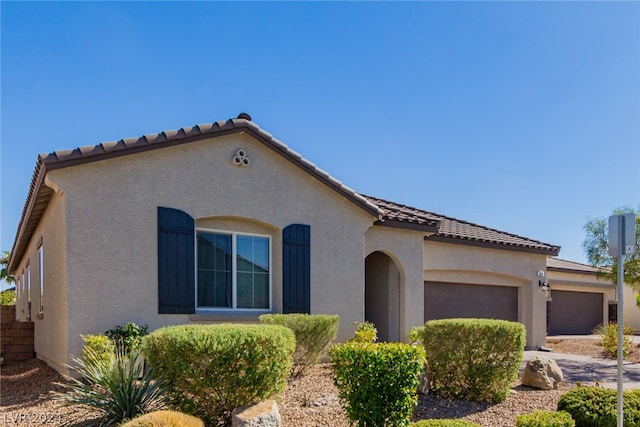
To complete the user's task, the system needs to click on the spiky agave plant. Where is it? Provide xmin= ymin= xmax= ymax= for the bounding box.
xmin=53 ymin=346 xmax=168 ymax=426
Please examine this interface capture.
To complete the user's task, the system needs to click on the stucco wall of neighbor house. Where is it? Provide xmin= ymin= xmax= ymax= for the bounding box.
xmin=547 ymin=270 xmax=615 ymax=329
xmin=623 ymin=284 xmax=640 ymax=331
xmin=12 ymin=186 xmax=68 ymax=375
xmin=423 ymin=240 xmax=548 ymax=349
xmin=365 ymin=226 xmax=427 ymax=343
xmin=49 ymin=132 xmax=374 ymax=364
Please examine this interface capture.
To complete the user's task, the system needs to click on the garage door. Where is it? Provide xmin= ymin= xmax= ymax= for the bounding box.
xmin=548 ymin=290 xmax=603 ymax=335
xmin=424 ymin=282 xmax=518 ymax=322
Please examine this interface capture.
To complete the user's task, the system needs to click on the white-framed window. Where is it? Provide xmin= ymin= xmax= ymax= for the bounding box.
xmin=26 ymin=263 xmax=31 ymax=318
xmin=38 ymin=244 xmax=44 ymax=315
xmin=196 ymin=229 xmax=270 ymax=310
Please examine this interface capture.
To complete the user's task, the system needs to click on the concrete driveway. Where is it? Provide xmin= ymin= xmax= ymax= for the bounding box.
xmin=522 ymin=336 xmax=640 ymax=389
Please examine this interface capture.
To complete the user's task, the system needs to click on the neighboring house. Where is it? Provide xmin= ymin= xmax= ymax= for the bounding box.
xmin=545 ymin=257 xmax=640 ymax=334
xmin=545 ymin=258 xmax=615 ymax=334
xmin=9 ymin=113 xmax=561 ymax=376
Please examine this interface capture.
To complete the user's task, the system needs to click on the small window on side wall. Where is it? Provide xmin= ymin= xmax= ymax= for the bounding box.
xmin=38 ymin=242 xmax=44 ymax=318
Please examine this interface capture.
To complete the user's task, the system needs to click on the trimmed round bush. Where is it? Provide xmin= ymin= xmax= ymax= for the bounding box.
xmin=412 ymin=420 xmax=481 ymax=427
xmin=143 ymin=324 xmax=295 ymax=426
xmin=259 ymin=313 xmax=339 ymax=378
xmin=516 ymin=410 xmax=575 ymax=427
xmin=422 ymin=318 xmax=526 ymax=402
xmin=330 ymin=341 xmax=426 ymax=427
xmin=121 ymin=410 xmax=204 ymax=427
xmin=557 ymin=386 xmax=640 ymax=427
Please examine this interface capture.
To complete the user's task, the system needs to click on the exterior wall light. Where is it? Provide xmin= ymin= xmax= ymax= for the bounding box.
xmin=537 ymin=270 xmax=550 ymax=293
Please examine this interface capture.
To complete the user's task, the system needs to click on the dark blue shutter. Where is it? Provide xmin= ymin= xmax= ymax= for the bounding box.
xmin=283 ymin=224 xmax=310 ymax=314
xmin=158 ymin=207 xmax=195 ymax=314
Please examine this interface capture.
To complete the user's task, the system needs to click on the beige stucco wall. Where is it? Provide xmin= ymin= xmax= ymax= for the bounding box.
xmin=47 ymin=132 xmax=375 ymax=364
xmin=12 ymin=188 xmax=68 ymax=374
xmin=423 ymin=241 xmax=548 ymax=349
xmin=624 ymin=284 xmax=640 ymax=331
xmin=365 ymin=226 xmax=427 ymax=342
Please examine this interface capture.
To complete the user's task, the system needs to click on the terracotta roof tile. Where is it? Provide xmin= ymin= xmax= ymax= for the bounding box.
xmin=362 ymin=194 xmax=560 ymax=255
xmin=9 ymin=113 xmax=560 ymax=272
xmin=547 ymin=257 xmax=605 ymax=274
xmin=8 ymin=113 xmax=383 ymax=271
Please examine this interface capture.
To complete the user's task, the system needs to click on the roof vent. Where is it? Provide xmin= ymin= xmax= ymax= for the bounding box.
xmin=237 ymin=112 xmax=252 ymax=121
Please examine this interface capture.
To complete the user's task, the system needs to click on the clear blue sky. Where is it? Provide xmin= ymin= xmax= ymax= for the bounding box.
xmin=1 ymin=1 xmax=639 ymax=273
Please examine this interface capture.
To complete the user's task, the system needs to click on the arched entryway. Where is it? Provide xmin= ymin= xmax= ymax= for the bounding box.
xmin=365 ymin=251 xmax=401 ymax=342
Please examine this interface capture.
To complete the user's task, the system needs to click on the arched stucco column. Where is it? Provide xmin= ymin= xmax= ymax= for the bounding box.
xmin=365 ymin=226 xmax=426 ymax=342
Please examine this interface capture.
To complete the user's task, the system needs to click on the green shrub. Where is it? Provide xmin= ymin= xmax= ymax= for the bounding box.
xmin=330 ymin=341 xmax=426 ymax=427
xmin=516 ymin=410 xmax=575 ymax=427
xmin=53 ymin=347 xmax=167 ymax=426
xmin=81 ymin=334 xmax=116 ymax=369
xmin=422 ymin=318 xmax=526 ymax=403
xmin=259 ymin=313 xmax=339 ymax=378
xmin=411 ymin=421 xmax=481 ymax=427
xmin=105 ymin=322 xmax=148 ymax=353
xmin=409 ymin=326 xmax=425 ymax=346
xmin=120 ymin=410 xmax=204 ymax=427
xmin=143 ymin=324 xmax=295 ymax=426
xmin=557 ymin=386 xmax=640 ymax=427
xmin=0 ymin=289 xmax=15 ymax=305
xmin=593 ymin=323 xmax=634 ymax=359
xmin=348 ymin=321 xmax=378 ymax=343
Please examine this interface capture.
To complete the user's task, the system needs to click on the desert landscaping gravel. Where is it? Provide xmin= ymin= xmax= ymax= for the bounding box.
xmin=0 ymin=338 xmax=632 ymax=427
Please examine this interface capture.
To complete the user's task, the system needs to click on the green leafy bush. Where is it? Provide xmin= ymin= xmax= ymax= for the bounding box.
xmin=422 ymin=318 xmax=526 ymax=402
xmin=0 ymin=289 xmax=15 ymax=305
xmin=411 ymin=421 xmax=481 ymax=427
xmin=259 ymin=313 xmax=339 ymax=378
xmin=348 ymin=321 xmax=378 ymax=343
xmin=81 ymin=334 xmax=115 ymax=369
xmin=593 ymin=323 xmax=634 ymax=359
xmin=105 ymin=322 xmax=148 ymax=353
xmin=409 ymin=326 xmax=425 ymax=346
xmin=516 ymin=410 xmax=575 ymax=427
xmin=330 ymin=341 xmax=426 ymax=427
xmin=143 ymin=324 xmax=295 ymax=426
xmin=120 ymin=410 xmax=204 ymax=427
xmin=53 ymin=347 xmax=167 ymax=426
xmin=557 ymin=386 xmax=640 ymax=427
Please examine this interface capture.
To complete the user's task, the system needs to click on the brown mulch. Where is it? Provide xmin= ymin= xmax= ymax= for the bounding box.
xmin=0 ymin=338 xmax=623 ymax=427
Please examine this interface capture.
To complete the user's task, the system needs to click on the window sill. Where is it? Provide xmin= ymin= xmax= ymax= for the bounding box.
xmin=37 ymin=312 xmax=44 ymax=320
xmin=191 ymin=310 xmax=270 ymax=322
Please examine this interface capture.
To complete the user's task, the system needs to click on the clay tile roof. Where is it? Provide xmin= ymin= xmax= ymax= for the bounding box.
xmin=9 ymin=112 xmax=560 ymax=271
xmin=362 ymin=194 xmax=560 ymax=255
xmin=546 ymin=257 xmax=606 ymax=274
xmin=8 ymin=113 xmax=383 ymax=271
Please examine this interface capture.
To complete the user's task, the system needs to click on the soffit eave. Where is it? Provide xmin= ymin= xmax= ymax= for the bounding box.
xmin=8 ymin=163 xmax=52 ymax=273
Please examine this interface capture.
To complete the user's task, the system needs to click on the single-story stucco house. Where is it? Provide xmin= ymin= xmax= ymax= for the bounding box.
xmin=9 ymin=113 xmax=572 ymax=375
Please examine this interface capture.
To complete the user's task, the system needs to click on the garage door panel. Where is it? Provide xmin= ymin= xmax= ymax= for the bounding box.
xmin=548 ymin=290 xmax=602 ymax=335
xmin=424 ymin=282 xmax=518 ymax=322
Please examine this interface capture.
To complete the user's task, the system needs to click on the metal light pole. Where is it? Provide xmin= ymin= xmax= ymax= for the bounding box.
xmin=609 ymin=213 xmax=636 ymax=427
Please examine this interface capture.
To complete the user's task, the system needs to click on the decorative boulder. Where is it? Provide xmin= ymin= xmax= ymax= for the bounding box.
xmin=522 ymin=356 xmax=564 ymax=390
xmin=231 ymin=400 xmax=281 ymax=427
